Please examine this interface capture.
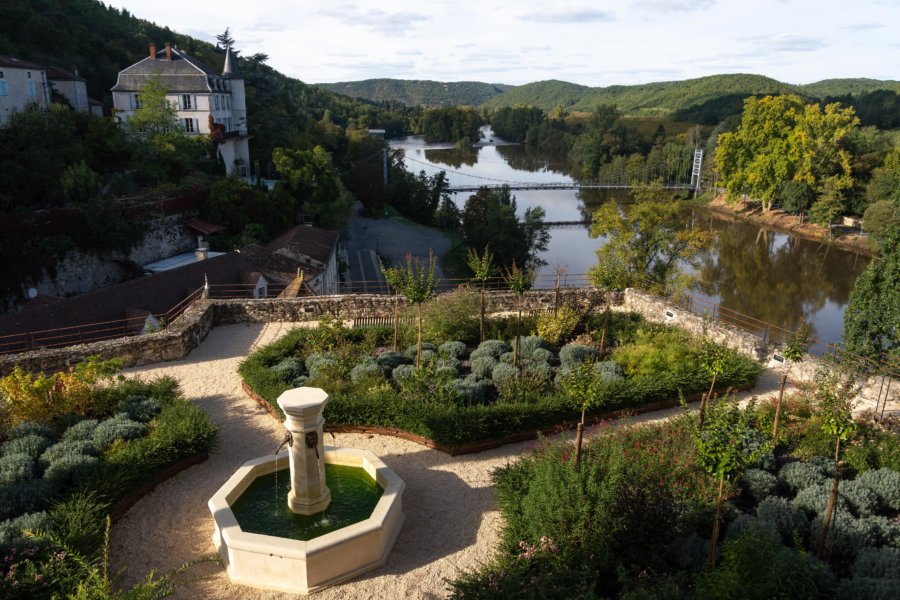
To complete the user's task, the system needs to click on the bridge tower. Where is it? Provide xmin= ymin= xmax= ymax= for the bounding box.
xmin=690 ymin=148 xmax=704 ymax=197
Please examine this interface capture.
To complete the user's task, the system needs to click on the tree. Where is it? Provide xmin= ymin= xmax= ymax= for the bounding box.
xmin=389 ymin=253 xmax=437 ymax=368
xmin=862 ymin=200 xmax=900 ymax=249
xmin=866 ymin=147 xmax=900 ymax=207
xmin=215 ymin=28 xmax=237 ymax=53
xmin=808 ymin=179 xmax=846 ymax=239
xmin=61 ymin=161 xmax=102 ymax=207
xmin=779 ymin=180 xmax=814 ymax=222
xmin=272 ymin=146 xmax=353 ymax=228
xmin=844 ymin=226 xmax=900 ymax=361
xmin=381 ymin=266 xmax=404 ymax=351
xmin=697 ymin=339 xmax=730 ymax=430
xmin=560 ymin=361 xmax=605 ymax=468
xmin=686 ymin=396 xmax=769 ymax=569
xmin=772 ymin=325 xmax=811 ymax=437
xmin=589 ymin=179 xmax=711 ymax=291
xmin=461 ymin=185 xmax=549 ymax=270
xmin=505 ymin=261 xmax=535 ymax=369
xmin=716 ymin=95 xmax=858 ymax=212
xmin=127 ymin=75 xmax=177 ymax=136
xmin=466 ymin=245 xmax=496 ymax=343
xmin=813 ymin=367 xmax=859 ymax=560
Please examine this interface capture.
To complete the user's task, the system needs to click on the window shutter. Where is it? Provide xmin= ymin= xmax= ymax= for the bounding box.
xmin=195 ymin=118 xmax=199 ymax=133
xmin=192 ymin=95 xmax=197 ymax=110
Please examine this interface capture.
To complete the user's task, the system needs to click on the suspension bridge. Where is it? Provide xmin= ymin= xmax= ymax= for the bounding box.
xmin=399 ymin=147 xmax=705 ymax=193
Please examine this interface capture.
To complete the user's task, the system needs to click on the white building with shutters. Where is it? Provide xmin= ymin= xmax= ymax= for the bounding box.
xmin=111 ymin=42 xmax=250 ymax=177
xmin=0 ymin=55 xmax=51 ymax=126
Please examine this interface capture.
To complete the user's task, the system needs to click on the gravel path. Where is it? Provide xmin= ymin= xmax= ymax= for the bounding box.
xmin=109 ymin=322 xmax=790 ymax=599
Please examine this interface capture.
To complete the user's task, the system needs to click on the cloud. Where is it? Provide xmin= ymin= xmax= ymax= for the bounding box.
xmin=635 ymin=0 xmax=717 ymax=12
xmin=251 ymin=21 xmax=290 ymax=33
xmin=740 ymin=34 xmax=827 ymax=53
xmin=518 ymin=8 xmax=616 ymax=23
xmin=841 ymin=23 xmax=884 ymax=32
xmin=318 ymin=4 xmax=429 ymax=36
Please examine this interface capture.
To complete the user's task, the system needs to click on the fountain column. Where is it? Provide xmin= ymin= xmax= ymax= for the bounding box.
xmin=276 ymin=387 xmax=332 ymax=515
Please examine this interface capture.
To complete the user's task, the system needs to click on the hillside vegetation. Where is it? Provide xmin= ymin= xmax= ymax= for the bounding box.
xmin=319 ymin=73 xmax=900 ymax=119
xmin=318 ymin=79 xmax=512 ymax=107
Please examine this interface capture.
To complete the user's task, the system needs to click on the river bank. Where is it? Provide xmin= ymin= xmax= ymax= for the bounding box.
xmin=704 ymin=195 xmax=878 ymax=258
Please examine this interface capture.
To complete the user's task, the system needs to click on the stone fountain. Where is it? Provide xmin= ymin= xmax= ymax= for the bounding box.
xmin=208 ymin=387 xmax=405 ymax=594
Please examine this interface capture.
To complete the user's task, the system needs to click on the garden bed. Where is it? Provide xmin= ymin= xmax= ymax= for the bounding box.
xmin=238 ymin=306 xmax=763 ymax=452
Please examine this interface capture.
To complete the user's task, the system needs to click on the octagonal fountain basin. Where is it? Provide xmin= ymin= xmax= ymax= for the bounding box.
xmin=209 ymin=446 xmax=405 ymax=594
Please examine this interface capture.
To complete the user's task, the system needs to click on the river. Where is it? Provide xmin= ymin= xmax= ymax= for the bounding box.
xmin=390 ymin=128 xmax=869 ymax=345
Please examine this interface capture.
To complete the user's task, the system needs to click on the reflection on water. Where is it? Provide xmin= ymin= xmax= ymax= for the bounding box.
xmin=390 ymin=130 xmax=869 ymax=343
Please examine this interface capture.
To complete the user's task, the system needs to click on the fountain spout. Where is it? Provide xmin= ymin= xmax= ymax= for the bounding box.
xmin=275 ymin=430 xmax=293 ymax=455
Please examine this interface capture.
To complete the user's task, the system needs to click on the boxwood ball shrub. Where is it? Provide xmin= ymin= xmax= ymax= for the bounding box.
xmin=809 ymin=513 xmax=883 ymax=564
xmin=43 ymin=453 xmax=99 ymax=487
xmin=391 ymin=364 xmax=416 ymax=383
xmin=839 ymin=480 xmax=883 ymax=517
xmin=403 ymin=342 xmax=438 ymax=359
xmin=9 ymin=421 xmax=56 ymax=441
xmin=1 ymin=434 xmax=53 ymax=459
xmin=305 ymin=352 xmax=339 ymax=378
xmin=559 ymin=343 xmax=599 ymax=367
xmin=855 ymin=515 xmax=900 ymax=548
xmin=61 ymin=419 xmax=99 ymax=442
xmin=350 ymin=359 xmax=385 ymax=383
xmin=0 ymin=453 xmax=35 ymax=485
xmin=375 ymin=351 xmax=411 ymax=371
xmin=595 ymin=360 xmax=625 ymax=383
xmin=527 ymin=347 xmax=554 ymax=365
xmin=523 ymin=361 xmax=554 ymax=382
xmin=793 ymin=482 xmax=852 ymax=517
xmin=121 ymin=397 xmax=162 ymax=423
xmin=92 ymin=415 xmax=148 ymax=451
xmin=725 ymin=513 xmax=761 ymax=540
xmin=756 ymin=496 xmax=810 ymax=544
xmin=850 ymin=546 xmax=900 ymax=579
xmin=499 ymin=351 xmax=515 ymax=364
xmin=519 ymin=335 xmax=548 ymax=355
xmin=857 ymin=468 xmax=900 ymax=511
xmin=779 ymin=460 xmax=830 ymax=494
xmin=438 ymin=341 xmax=468 ymax=360
xmin=0 ymin=511 xmax=50 ymax=551
xmin=40 ymin=440 xmax=98 ymax=466
xmin=436 ymin=357 xmax=461 ymax=372
xmin=470 ymin=339 xmax=510 ymax=361
xmin=270 ymin=357 xmax=305 ymax=382
xmin=470 ymin=356 xmax=498 ymax=380
xmin=491 ymin=363 xmax=518 ymax=387
xmin=0 ymin=479 xmax=56 ymax=520
xmin=741 ymin=468 xmax=778 ymax=503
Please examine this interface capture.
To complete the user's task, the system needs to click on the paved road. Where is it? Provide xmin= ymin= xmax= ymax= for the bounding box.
xmin=342 ymin=203 xmax=452 ymax=293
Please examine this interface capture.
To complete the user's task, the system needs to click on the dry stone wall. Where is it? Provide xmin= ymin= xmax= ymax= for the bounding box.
xmin=0 ymin=287 xmax=895 ymax=416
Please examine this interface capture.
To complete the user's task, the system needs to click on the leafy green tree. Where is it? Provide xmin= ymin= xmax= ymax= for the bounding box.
xmin=686 ymin=396 xmax=769 ymax=569
xmin=808 ymin=179 xmax=846 ymax=239
xmin=778 ymin=180 xmax=814 ymax=222
xmin=716 ymin=95 xmax=858 ymax=212
xmin=505 ymin=261 xmax=535 ymax=369
xmin=773 ymin=324 xmax=811 ymax=437
xmin=589 ymin=180 xmax=711 ymax=291
xmin=466 ymin=245 xmax=496 ymax=343
xmin=862 ymin=200 xmax=900 ymax=248
xmin=127 ymin=74 xmax=177 ymax=136
xmin=844 ymin=226 xmax=900 ymax=361
xmin=865 ymin=147 xmax=900 ymax=207
xmin=698 ymin=339 xmax=730 ymax=430
xmin=389 ymin=253 xmax=438 ymax=368
xmin=569 ymin=104 xmax=638 ymax=176
xmin=560 ymin=361 xmax=605 ymax=468
xmin=61 ymin=161 xmax=102 ymax=207
xmin=381 ymin=266 xmax=404 ymax=351
xmin=272 ymin=145 xmax=352 ymax=228
xmin=812 ymin=367 xmax=859 ymax=560
xmin=461 ymin=185 xmax=549 ymax=270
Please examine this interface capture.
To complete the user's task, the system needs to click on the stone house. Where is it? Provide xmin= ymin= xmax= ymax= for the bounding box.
xmin=0 ymin=55 xmax=51 ymax=125
xmin=110 ymin=43 xmax=250 ymax=177
xmin=268 ymin=225 xmax=341 ymax=295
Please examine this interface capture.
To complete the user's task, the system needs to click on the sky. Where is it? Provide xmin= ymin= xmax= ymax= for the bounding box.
xmin=105 ymin=0 xmax=900 ymax=87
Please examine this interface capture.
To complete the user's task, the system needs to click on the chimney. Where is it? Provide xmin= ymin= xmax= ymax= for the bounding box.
xmin=165 ymin=43 xmax=172 ymax=61
xmin=149 ymin=43 xmax=156 ymax=59
xmin=195 ymin=247 xmax=208 ymax=262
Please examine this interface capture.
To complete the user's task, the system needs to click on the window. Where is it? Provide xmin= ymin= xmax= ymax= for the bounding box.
xmin=27 ymin=80 xmax=36 ymax=97
xmin=133 ymin=94 xmax=142 ymax=109
xmin=26 ymin=71 xmax=31 ymax=79
xmin=183 ymin=118 xmax=195 ymax=133
xmin=0 ymin=80 xmax=7 ymax=97
xmin=214 ymin=95 xmax=220 ymax=110
xmin=181 ymin=94 xmax=192 ymax=110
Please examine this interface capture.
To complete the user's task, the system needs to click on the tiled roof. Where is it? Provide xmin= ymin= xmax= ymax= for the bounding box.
xmin=45 ymin=67 xmax=85 ymax=82
xmin=238 ymin=244 xmax=323 ymax=283
xmin=186 ymin=219 xmax=225 ymax=236
xmin=0 ymin=55 xmax=46 ymax=70
xmin=0 ymin=252 xmax=260 ymax=340
xmin=267 ymin=225 xmax=339 ymax=265
xmin=111 ymin=48 xmax=225 ymax=93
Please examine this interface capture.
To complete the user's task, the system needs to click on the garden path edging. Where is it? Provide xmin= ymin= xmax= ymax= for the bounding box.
xmin=109 ymin=452 xmax=208 ymax=521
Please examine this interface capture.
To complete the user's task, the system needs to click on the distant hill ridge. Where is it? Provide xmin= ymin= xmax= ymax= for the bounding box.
xmin=318 ymin=74 xmax=900 ymax=115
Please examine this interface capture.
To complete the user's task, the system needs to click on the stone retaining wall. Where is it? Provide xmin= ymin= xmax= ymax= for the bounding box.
xmin=1 ymin=288 xmax=894 ymax=415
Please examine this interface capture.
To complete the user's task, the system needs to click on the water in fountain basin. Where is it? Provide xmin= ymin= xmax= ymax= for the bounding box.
xmin=232 ymin=464 xmax=383 ymax=541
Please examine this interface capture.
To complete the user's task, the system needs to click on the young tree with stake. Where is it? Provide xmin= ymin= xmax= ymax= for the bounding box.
xmin=773 ymin=325 xmax=811 ymax=437
xmin=466 ymin=245 xmax=496 ymax=344
xmin=561 ymin=361 xmax=605 ymax=468
xmin=389 ymin=253 xmax=437 ymax=368
xmin=505 ymin=261 xmax=535 ymax=369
